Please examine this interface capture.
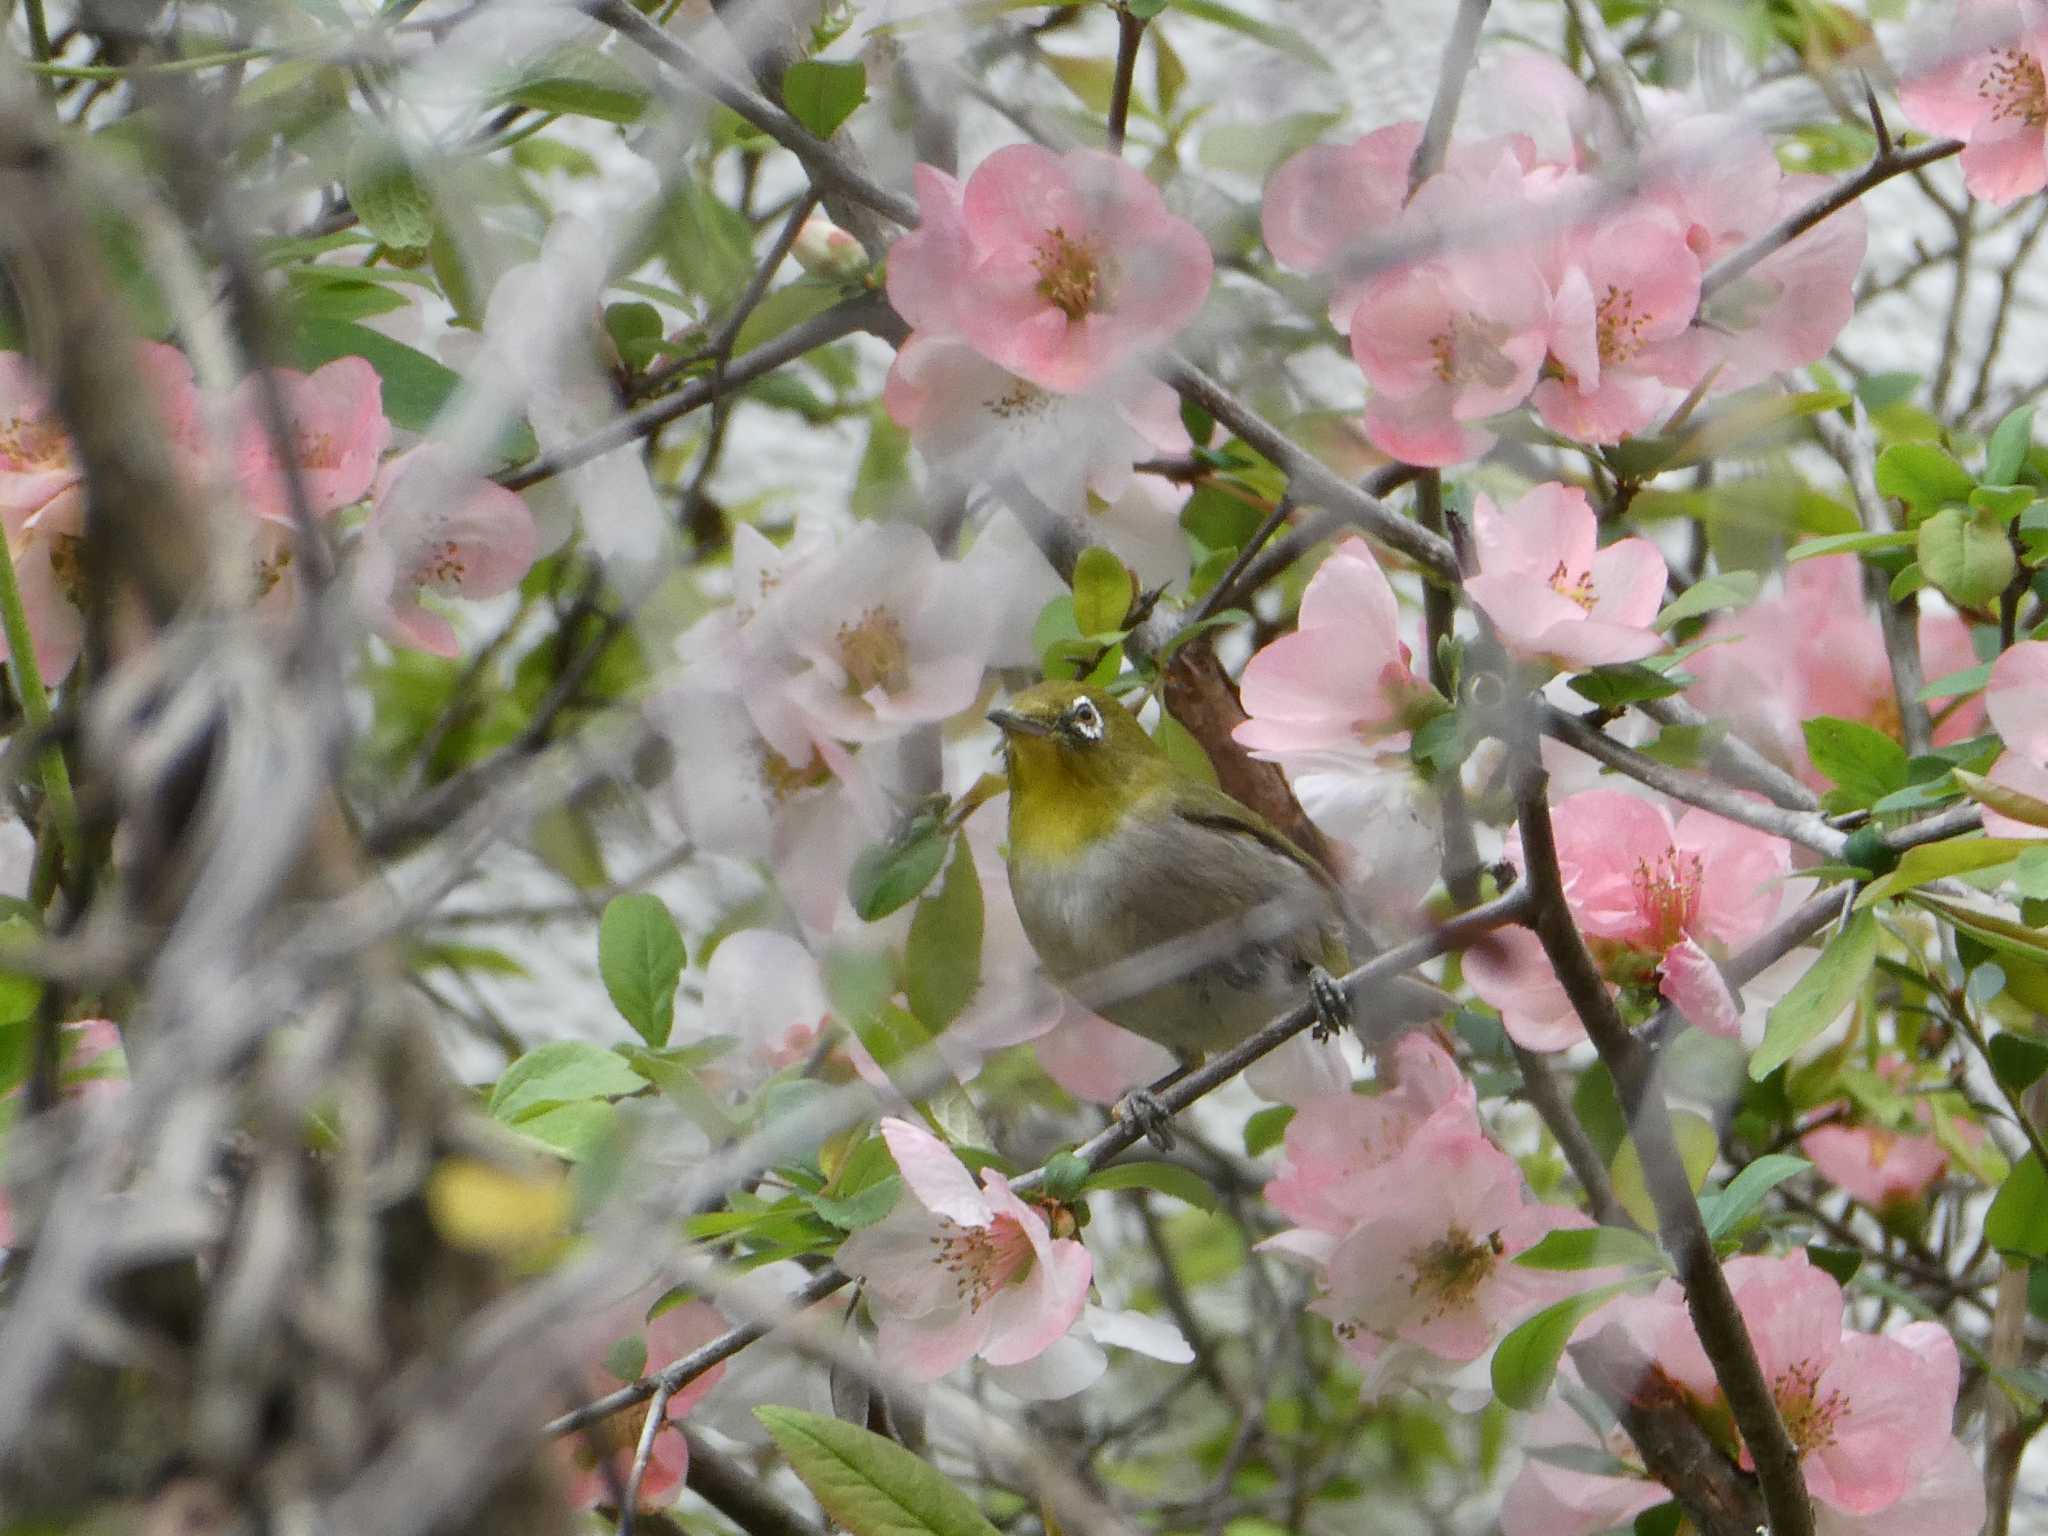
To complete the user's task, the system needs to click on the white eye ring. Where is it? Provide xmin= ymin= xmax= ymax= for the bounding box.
xmin=1068 ymin=698 xmax=1103 ymax=742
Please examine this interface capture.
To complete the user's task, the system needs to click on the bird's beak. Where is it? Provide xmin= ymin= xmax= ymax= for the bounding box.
xmin=987 ymin=708 xmax=1052 ymax=737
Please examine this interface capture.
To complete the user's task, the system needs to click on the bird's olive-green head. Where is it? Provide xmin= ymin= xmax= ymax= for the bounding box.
xmin=988 ymin=681 xmax=1173 ymax=862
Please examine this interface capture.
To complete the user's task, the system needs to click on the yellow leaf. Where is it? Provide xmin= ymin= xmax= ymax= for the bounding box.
xmin=426 ymin=1156 xmax=570 ymax=1257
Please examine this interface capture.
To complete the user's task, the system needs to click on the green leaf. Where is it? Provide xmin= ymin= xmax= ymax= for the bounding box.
xmin=1513 ymin=1226 xmax=1670 ymax=1273
xmin=1699 ymin=1154 xmax=1810 ymax=1240
xmin=1954 ymin=767 xmax=2048 ymax=830
xmin=1856 ymin=836 xmax=2040 ymax=908
xmin=1988 ymin=1152 xmax=2048 ymax=1258
xmin=511 ymin=1098 xmax=617 ymax=1161
xmin=755 ymin=1408 xmax=1004 ymax=1536
xmin=1919 ymin=505 xmax=2016 ymax=610
xmin=1072 ymin=545 xmax=1133 ymax=636
xmin=1128 ymin=0 xmax=1170 ymax=17
xmin=1972 ymin=485 xmax=2038 ymax=520
xmin=1990 ymin=1033 xmax=2048 ymax=1095
xmin=1988 ymin=405 xmax=2036 ymax=486
xmin=1491 ymin=1282 xmax=1638 ymax=1411
xmin=1786 ymin=529 xmax=1916 ymax=563
xmin=501 ymin=49 xmax=649 ymax=121
xmin=807 ymin=1175 xmax=902 ymax=1230
xmin=346 ymin=134 xmax=434 ymax=250
xmin=1612 ymin=1110 xmax=1718 ymax=1231
xmin=598 ymin=893 xmax=686 ymax=1047
xmin=782 ymin=59 xmax=868 ymax=137
xmin=1567 ymin=662 xmax=1688 ymax=710
xmin=1244 ymin=1103 xmax=1293 ymax=1157
xmin=282 ymin=317 xmax=537 ymax=457
xmin=850 ymin=820 xmax=949 ymax=922
xmin=1875 ymin=441 xmax=1974 ymax=515
xmin=1199 ymin=109 xmax=1343 ymax=177
xmin=1172 ymin=0 xmax=1334 ymax=70
xmin=488 ymin=1040 xmax=647 ymax=1122
xmin=1920 ymin=659 xmax=1995 ymax=702
xmin=905 ymin=838 xmax=984 ymax=1033
xmin=1154 ymin=711 xmax=1221 ymax=787
xmin=1750 ymin=910 xmax=1878 ymax=1080
xmin=1803 ymin=716 xmax=1909 ymax=809
xmin=1652 ymin=570 xmax=1760 ymax=631
xmin=1082 ymin=1159 xmax=1221 ymax=1213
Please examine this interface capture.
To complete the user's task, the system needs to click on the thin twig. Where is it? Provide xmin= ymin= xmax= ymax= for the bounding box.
xmin=1407 ymin=0 xmax=1491 ymax=193
xmin=1105 ymin=6 xmax=1144 ymax=155
xmin=618 ymin=1378 xmax=676 ymax=1536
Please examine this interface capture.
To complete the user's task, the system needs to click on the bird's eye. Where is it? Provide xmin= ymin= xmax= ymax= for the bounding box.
xmin=1066 ymin=697 xmax=1104 ymax=743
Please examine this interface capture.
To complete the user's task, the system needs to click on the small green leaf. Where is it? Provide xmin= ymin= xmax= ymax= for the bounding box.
xmin=905 ymin=838 xmax=984 ymax=1033
xmin=1612 ymin=1110 xmax=1718 ymax=1231
xmin=1990 ymin=1033 xmax=2048 ymax=1096
xmin=1568 ymin=662 xmax=1688 ymax=710
xmin=1750 ymin=910 xmax=1878 ymax=1080
xmin=598 ymin=893 xmax=686 ymax=1047
xmin=1127 ymin=0 xmax=1171 ymax=17
xmin=1786 ymin=529 xmax=1917 ymax=563
xmin=1856 ymin=836 xmax=2039 ymax=908
xmin=1972 ymin=485 xmax=2038 ymax=520
xmin=1072 ymin=545 xmax=1133 ymax=636
xmin=488 ymin=1040 xmax=648 ymax=1122
xmin=782 ymin=59 xmax=868 ymax=138
xmin=1803 ymin=716 xmax=1909 ymax=809
xmin=1919 ymin=659 xmax=1995 ymax=702
xmin=1244 ymin=1103 xmax=1294 ymax=1157
xmin=756 ymin=1407 xmax=1003 ymax=1536
xmin=849 ymin=821 xmax=949 ymax=921
xmin=1919 ymin=505 xmax=2016 ymax=610
xmin=1699 ymin=1154 xmax=1810 ymax=1240
xmin=346 ymin=134 xmax=434 ymax=250
xmin=1082 ymin=1159 xmax=1220 ymax=1213
xmin=1955 ymin=767 xmax=2048 ymax=830
xmin=1652 ymin=570 xmax=1760 ymax=631
xmin=501 ymin=48 xmax=650 ymax=121
xmin=1875 ymin=441 xmax=1974 ymax=515
xmin=1491 ymin=1281 xmax=1638 ymax=1411
xmin=1988 ymin=1153 xmax=2048 ymax=1258
xmin=1513 ymin=1226 xmax=1670 ymax=1273
xmin=807 ymin=1176 xmax=903 ymax=1230
xmin=1988 ymin=405 xmax=2037 ymax=486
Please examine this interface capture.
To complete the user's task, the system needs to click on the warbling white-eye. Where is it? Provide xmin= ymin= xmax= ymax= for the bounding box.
xmin=989 ymin=680 xmax=1428 ymax=1142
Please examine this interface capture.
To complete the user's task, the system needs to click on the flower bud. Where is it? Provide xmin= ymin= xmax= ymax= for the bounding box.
xmin=793 ymin=215 xmax=867 ymax=281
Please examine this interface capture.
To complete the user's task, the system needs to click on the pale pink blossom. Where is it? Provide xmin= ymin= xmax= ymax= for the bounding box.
xmin=699 ymin=929 xmax=832 ymax=1081
xmin=770 ymin=521 xmax=994 ymax=746
xmin=888 ymin=147 xmax=1213 ymax=393
xmin=1261 ymin=123 xmax=1422 ymax=328
xmin=0 ymin=344 xmax=201 ymax=678
xmin=835 ymin=1117 xmax=1092 ymax=1380
xmin=1349 ymin=156 xmax=1553 ymax=466
xmin=1802 ymin=1123 xmax=1951 ymax=1210
xmin=882 ymin=332 xmax=1188 ymax=515
xmin=1687 ymin=556 xmax=1983 ymax=786
xmin=1498 ymin=1381 xmax=1669 ymax=1536
xmin=562 ymin=1292 xmax=729 ymax=1510
xmin=1264 ymin=1033 xmax=1477 ymax=1235
xmin=1900 ymin=0 xmax=2048 ymax=204
xmin=1465 ymin=483 xmax=1667 ymax=669
xmin=1468 ymin=789 xmax=1790 ymax=1048
xmin=1310 ymin=1127 xmax=1584 ymax=1370
xmin=1532 ymin=209 xmax=1703 ymax=443
xmin=233 ymin=357 xmax=390 ymax=523
xmin=1646 ymin=1251 xmax=1972 ymax=1521
xmin=356 ymin=445 xmax=537 ymax=656
xmin=1234 ymin=538 xmax=1435 ymax=757
xmin=1982 ymin=639 xmax=2048 ymax=835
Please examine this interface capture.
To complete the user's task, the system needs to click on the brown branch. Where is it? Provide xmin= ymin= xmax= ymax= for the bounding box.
xmin=1105 ymin=5 xmax=1145 ymax=155
xmin=1406 ymin=0 xmax=1491 ymax=193
xmin=682 ymin=1429 xmax=830 ymax=1536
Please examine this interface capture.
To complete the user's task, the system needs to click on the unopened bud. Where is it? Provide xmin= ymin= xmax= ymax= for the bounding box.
xmin=794 ymin=215 xmax=868 ymax=281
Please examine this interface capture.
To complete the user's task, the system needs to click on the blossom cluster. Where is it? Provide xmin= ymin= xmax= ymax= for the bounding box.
xmin=0 ymin=346 xmax=536 ymax=674
xmin=1263 ymin=55 xmax=1866 ymax=463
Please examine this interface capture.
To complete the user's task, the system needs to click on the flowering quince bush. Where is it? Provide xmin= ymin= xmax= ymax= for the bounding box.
xmin=16 ymin=2 xmax=2048 ymax=1536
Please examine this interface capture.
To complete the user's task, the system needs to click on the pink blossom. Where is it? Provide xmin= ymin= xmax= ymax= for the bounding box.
xmin=1532 ymin=209 xmax=1703 ymax=443
xmin=769 ymin=521 xmax=995 ymax=745
xmin=698 ymin=929 xmax=832 ymax=1081
xmin=562 ymin=1292 xmax=729 ymax=1510
xmin=1687 ymin=556 xmax=1983 ymax=786
xmin=1234 ymin=538 xmax=1435 ymax=757
xmin=1468 ymin=789 xmax=1790 ymax=1048
xmin=1349 ymin=157 xmax=1553 ymax=466
xmin=882 ymin=332 xmax=1187 ymax=514
xmin=1900 ymin=0 xmax=2048 ymax=204
xmin=835 ymin=1117 xmax=1092 ymax=1380
xmin=1802 ymin=1123 xmax=1950 ymax=1210
xmin=0 ymin=344 xmax=201 ymax=679
xmin=1262 ymin=123 xmax=1422 ymax=328
xmin=1498 ymin=1383 xmax=1668 ymax=1536
xmin=1465 ymin=483 xmax=1667 ymax=669
xmin=233 ymin=357 xmax=391 ymax=522
xmin=356 ymin=445 xmax=537 ymax=656
xmin=1264 ymin=1033 xmax=1476 ymax=1235
xmin=888 ymin=147 xmax=1213 ymax=393
xmin=1982 ymin=638 xmax=2048 ymax=835
xmin=1310 ymin=1127 xmax=1584 ymax=1369
xmin=1647 ymin=1251 xmax=1972 ymax=1522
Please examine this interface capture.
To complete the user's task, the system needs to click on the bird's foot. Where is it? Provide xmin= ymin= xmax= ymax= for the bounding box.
xmin=1309 ymin=966 xmax=1351 ymax=1043
xmin=1113 ymin=1088 xmax=1178 ymax=1151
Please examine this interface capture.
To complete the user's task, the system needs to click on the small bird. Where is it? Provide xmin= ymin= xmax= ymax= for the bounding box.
xmin=989 ymin=679 xmax=1389 ymax=1143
